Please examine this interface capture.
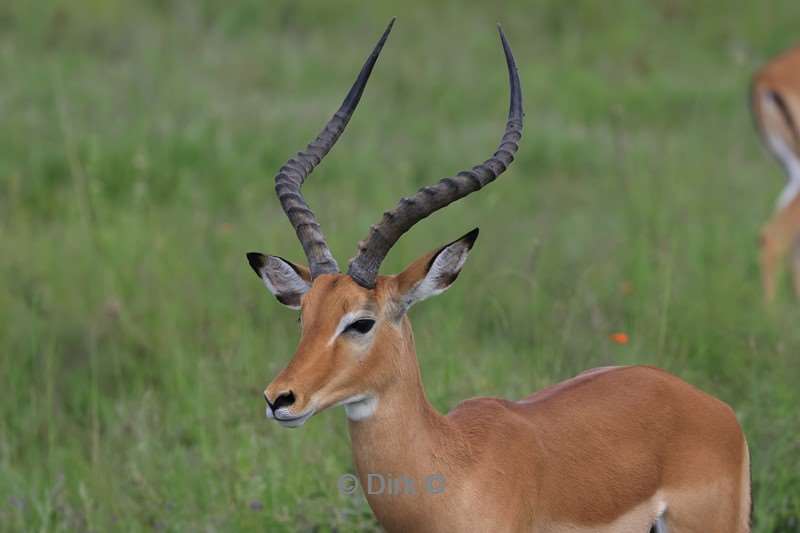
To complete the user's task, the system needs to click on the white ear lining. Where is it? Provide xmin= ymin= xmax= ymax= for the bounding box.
xmin=256 ymin=256 xmax=311 ymax=309
xmin=402 ymin=242 xmax=472 ymax=309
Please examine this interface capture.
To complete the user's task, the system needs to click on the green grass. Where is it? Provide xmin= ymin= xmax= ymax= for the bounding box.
xmin=1 ymin=0 xmax=799 ymax=531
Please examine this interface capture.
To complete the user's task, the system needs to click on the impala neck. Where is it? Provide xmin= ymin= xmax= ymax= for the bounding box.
xmin=346 ymin=317 xmax=465 ymax=483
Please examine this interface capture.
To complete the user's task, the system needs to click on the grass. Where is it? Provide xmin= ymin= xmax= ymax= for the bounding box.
xmin=0 ymin=0 xmax=799 ymax=531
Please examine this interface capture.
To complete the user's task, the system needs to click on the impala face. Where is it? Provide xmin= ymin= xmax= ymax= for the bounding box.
xmin=254 ymin=269 xmax=389 ymax=428
xmin=248 ymin=230 xmax=479 ymax=428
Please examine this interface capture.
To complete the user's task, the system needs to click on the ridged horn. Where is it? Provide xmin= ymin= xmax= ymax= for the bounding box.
xmin=274 ymin=18 xmax=395 ymax=278
xmin=347 ymin=25 xmax=523 ymax=288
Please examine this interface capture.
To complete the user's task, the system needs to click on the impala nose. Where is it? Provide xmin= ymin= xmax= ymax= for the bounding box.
xmin=265 ymin=390 xmax=296 ymax=412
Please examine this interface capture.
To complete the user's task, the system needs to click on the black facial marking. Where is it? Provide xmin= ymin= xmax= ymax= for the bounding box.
xmin=246 ymin=252 xmax=267 ymax=277
xmin=425 ymin=228 xmax=480 ymax=272
xmin=276 ymin=294 xmax=295 ymax=306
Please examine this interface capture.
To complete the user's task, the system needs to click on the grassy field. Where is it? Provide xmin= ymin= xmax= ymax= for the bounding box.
xmin=1 ymin=0 xmax=799 ymax=531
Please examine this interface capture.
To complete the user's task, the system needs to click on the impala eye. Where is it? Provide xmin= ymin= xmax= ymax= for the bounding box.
xmin=345 ymin=319 xmax=375 ymax=335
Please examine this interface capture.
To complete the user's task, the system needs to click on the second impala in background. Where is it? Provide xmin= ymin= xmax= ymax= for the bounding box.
xmin=752 ymin=46 xmax=800 ymax=302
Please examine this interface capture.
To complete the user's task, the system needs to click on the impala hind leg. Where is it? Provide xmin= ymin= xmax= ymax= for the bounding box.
xmin=792 ymin=237 xmax=800 ymax=298
xmin=653 ymin=490 xmax=750 ymax=533
xmin=661 ymin=483 xmax=749 ymax=532
xmin=760 ymin=227 xmax=787 ymax=304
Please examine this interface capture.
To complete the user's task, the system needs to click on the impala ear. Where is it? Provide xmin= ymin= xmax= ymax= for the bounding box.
xmin=246 ymin=253 xmax=312 ymax=309
xmin=394 ymin=228 xmax=479 ymax=311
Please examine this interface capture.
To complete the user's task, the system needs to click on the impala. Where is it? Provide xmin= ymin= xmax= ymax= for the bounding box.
xmin=247 ymin=20 xmax=750 ymax=532
xmin=752 ymin=45 xmax=800 ymax=302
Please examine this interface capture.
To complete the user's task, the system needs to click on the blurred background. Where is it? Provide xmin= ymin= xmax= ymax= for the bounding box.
xmin=1 ymin=0 xmax=799 ymax=531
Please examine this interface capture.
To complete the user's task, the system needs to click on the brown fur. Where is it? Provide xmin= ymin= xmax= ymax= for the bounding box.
xmin=760 ymin=202 xmax=800 ymax=302
xmin=752 ymin=46 xmax=800 ymax=302
xmin=263 ymin=247 xmax=750 ymax=532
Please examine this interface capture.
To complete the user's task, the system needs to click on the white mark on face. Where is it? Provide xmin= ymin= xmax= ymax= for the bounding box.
xmin=270 ymin=405 xmax=315 ymax=428
xmin=328 ymin=311 xmax=376 ymax=346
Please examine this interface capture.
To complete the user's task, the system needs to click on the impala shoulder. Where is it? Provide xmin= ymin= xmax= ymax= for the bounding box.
xmin=446 ymin=396 xmax=528 ymax=432
xmin=446 ymin=396 xmax=541 ymax=447
xmin=448 ymin=396 xmax=514 ymax=417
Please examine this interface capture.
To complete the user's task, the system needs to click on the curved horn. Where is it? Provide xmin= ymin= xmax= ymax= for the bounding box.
xmin=274 ymin=18 xmax=395 ymax=278
xmin=347 ymin=25 xmax=523 ymax=288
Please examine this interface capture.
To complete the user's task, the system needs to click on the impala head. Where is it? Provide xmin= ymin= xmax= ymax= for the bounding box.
xmin=248 ymin=19 xmax=523 ymax=428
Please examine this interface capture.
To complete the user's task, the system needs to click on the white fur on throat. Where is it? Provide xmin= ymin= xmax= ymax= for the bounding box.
xmin=341 ymin=395 xmax=378 ymax=421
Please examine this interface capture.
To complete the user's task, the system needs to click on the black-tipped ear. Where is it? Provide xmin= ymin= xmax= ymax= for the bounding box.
xmin=396 ymin=228 xmax=479 ymax=311
xmin=426 ymin=228 xmax=479 ymax=271
xmin=246 ymin=253 xmax=312 ymax=309
xmin=247 ymin=252 xmax=268 ymax=277
xmin=462 ymin=227 xmax=480 ymax=247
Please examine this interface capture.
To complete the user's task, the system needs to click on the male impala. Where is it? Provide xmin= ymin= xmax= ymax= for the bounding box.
xmin=752 ymin=45 xmax=800 ymax=303
xmin=247 ymin=20 xmax=750 ymax=532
